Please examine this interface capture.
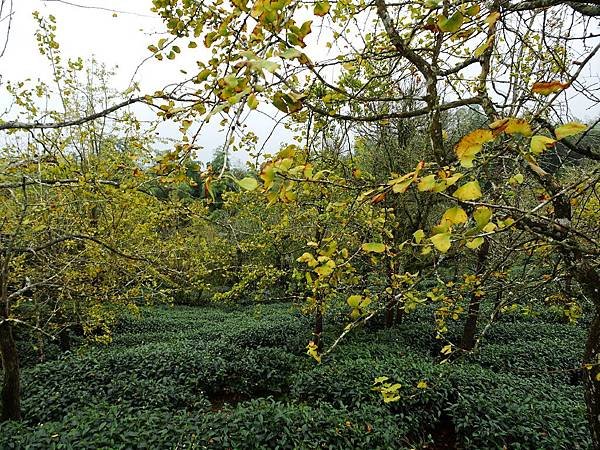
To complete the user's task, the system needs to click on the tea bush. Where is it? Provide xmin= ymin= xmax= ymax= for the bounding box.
xmin=1 ymin=303 xmax=592 ymax=449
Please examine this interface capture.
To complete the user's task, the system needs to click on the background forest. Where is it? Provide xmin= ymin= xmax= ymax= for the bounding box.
xmin=1 ymin=0 xmax=600 ymax=448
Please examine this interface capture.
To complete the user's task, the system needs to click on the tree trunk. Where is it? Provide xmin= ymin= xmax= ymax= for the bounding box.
xmin=572 ymin=259 xmax=600 ymax=448
xmin=385 ymin=299 xmax=395 ymax=328
xmin=313 ymin=298 xmax=323 ymax=353
xmin=0 ymin=321 xmax=21 ymax=421
xmin=460 ymin=239 xmax=490 ymax=351
xmin=584 ymin=310 xmax=600 ymax=447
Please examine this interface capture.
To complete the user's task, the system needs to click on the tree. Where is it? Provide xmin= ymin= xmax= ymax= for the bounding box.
xmin=0 ymin=15 xmax=193 ymax=421
xmin=148 ymin=0 xmax=600 ymax=443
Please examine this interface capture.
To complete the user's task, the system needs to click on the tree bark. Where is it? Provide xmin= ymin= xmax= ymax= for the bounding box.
xmin=313 ymin=299 xmax=323 ymax=352
xmin=0 ymin=321 xmax=21 ymax=421
xmin=460 ymin=239 xmax=490 ymax=351
xmin=572 ymin=259 xmax=600 ymax=447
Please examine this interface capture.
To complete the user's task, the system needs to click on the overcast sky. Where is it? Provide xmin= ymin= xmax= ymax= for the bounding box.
xmin=0 ymin=0 xmax=290 ymax=165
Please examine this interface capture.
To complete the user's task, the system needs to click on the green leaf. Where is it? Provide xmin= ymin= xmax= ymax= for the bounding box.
xmin=314 ymin=0 xmax=330 ymax=16
xmin=438 ymin=11 xmax=464 ymax=33
xmin=237 ymin=177 xmax=258 ymax=191
xmin=247 ymin=94 xmax=259 ymax=110
xmin=453 ymin=181 xmax=482 ymax=201
xmin=430 ymin=233 xmax=451 ymax=253
xmin=555 ymin=122 xmax=587 ymax=140
xmin=413 ymin=229 xmax=425 ymax=244
xmin=281 ymin=48 xmax=302 ymax=59
xmin=347 ymin=295 xmax=362 ymax=308
xmin=362 ymin=242 xmax=386 ymax=253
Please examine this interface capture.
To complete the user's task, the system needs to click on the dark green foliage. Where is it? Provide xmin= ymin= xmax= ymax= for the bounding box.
xmin=1 ymin=303 xmax=592 ymax=449
xmin=0 ymin=400 xmax=412 ymax=450
xmin=446 ymin=367 xmax=589 ymax=449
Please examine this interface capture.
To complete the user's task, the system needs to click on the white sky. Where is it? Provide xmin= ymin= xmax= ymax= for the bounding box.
xmin=0 ymin=1 xmax=598 ymax=164
xmin=0 ymin=0 xmax=291 ymax=165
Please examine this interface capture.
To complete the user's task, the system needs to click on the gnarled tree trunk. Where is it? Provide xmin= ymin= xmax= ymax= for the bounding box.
xmin=0 ymin=321 xmax=21 ymax=421
xmin=573 ymin=259 xmax=600 ymax=447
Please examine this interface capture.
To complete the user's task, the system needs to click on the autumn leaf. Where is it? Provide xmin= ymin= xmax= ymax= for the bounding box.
xmin=413 ymin=229 xmax=425 ymax=244
xmin=504 ymin=118 xmax=532 ymax=137
xmin=236 ymin=177 xmax=258 ymax=191
xmin=371 ymin=192 xmax=386 ymax=204
xmin=362 ymin=242 xmax=386 ymax=253
xmin=530 ymin=135 xmax=556 ymax=154
xmin=466 ymin=237 xmax=485 ymax=249
xmin=430 ymin=232 xmax=452 ymax=253
xmin=555 ymin=122 xmax=587 ymax=140
xmin=314 ymin=0 xmax=330 ymax=16
xmin=473 ymin=206 xmax=492 ymax=228
xmin=418 ymin=174 xmax=437 ymax=192
xmin=441 ymin=206 xmax=468 ymax=226
xmin=453 ymin=181 xmax=482 ymax=201
xmin=485 ymin=11 xmax=500 ymax=27
xmin=532 ymin=81 xmax=569 ymax=95
xmin=455 ymin=129 xmax=494 ymax=167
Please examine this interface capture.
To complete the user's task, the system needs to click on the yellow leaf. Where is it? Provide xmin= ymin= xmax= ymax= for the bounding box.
xmin=532 ymin=81 xmax=569 ymax=95
xmin=418 ymin=174 xmax=437 ymax=192
xmin=485 ymin=11 xmax=500 ymax=27
xmin=442 ymin=207 xmax=468 ymax=225
xmin=417 ymin=380 xmax=429 ymax=389
xmin=247 ymin=93 xmax=259 ymax=110
xmin=504 ymin=118 xmax=532 ymax=137
xmin=453 ymin=181 xmax=482 ymax=201
xmin=347 ymin=295 xmax=362 ymax=308
xmin=413 ymin=229 xmax=425 ymax=244
xmin=455 ymin=129 xmax=494 ymax=167
xmin=474 ymin=35 xmax=494 ymax=57
xmin=466 ymin=237 xmax=484 ymax=249
xmin=314 ymin=0 xmax=330 ymax=16
xmin=509 ymin=173 xmax=524 ymax=185
xmin=374 ymin=376 xmax=389 ymax=384
xmin=441 ymin=344 xmax=453 ymax=355
xmin=465 ymin=4 xmax=480 ymax=16
xmin=306 ymin=341 xmax=321 ymax=363
xmin=555 ymin=122 xmax=587 ymax=140
xmin=392 ymin=178 xmax=413 ymax=193
xmin=530 ymin=135 xmax=556 ymax=154
xmin=473 ymin=206 xmax=492 ymax=228
xmin=430 ymin=233 xmax=452 ymax=253
xmin=362 ymin=242 xmax=386 ymax=253
xmin=482 ymin=222 xmax=497 ymax=233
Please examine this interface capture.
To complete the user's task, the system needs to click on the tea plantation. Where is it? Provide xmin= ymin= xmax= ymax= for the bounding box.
xmin=0 ymin=304 xmax=591 ymax=449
